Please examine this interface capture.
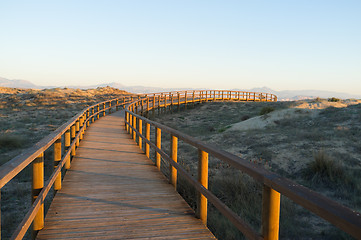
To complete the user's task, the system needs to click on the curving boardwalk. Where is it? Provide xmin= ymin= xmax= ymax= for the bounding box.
xmin=37 ymin=110 xmax=215 ymax=239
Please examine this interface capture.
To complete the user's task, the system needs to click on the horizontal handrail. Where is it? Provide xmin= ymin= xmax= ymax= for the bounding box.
xmin=124 ymin=90 xmax=361 ymax=239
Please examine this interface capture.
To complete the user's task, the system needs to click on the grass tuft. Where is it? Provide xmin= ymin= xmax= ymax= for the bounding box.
xmin=259 ymin=106 xmax=275 ymax=115
xmin=306 ymin=150 xmax=345 ymax=183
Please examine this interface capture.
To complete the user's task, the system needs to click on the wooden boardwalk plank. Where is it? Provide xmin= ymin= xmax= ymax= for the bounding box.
xmin=37 ymin=111 xmax=215 ymax=239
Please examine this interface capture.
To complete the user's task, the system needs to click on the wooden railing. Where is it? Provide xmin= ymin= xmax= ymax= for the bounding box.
xmin=124 ymin=90 xmax=361 ymax=240
xmin=0 ymin=96 xmax=135 ymax=240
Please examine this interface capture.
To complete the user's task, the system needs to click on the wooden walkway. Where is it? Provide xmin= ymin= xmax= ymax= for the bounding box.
xmin=37 ymin=111 xmax=215 ymax=239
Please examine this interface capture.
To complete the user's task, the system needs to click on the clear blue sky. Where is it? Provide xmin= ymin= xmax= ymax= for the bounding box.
xmin=1 ymin=1 xmax=360 ymax=94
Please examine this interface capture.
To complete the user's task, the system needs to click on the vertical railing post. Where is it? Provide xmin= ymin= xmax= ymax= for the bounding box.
xmin=222 ymin=91 xmax=224 ymax=100
xmin=129 ymin=112 xmax=133 ymax=135
xmin=54 ymin=137 xmax=62 ymax=190
xmin=140 ymin=99 xmax=144 ymax=116
xmin=197 ymin=150 xmax=209 ymax=225
xmin=32 ymin=153 xmax=44 ymax=232
xmin=75 ymin=120 xmax=80 ymax=147
xmin=71 ymin=124 xmax=76 ymax=157
xmin=262 ymin=185 xmax=281 ymax=240
xmin=170 ymin=135 xmax=178 ymax=189
xmin=138 ymin=119 xmax=142 ymax=149
xmin=152 ymin=95 xmax=156 ymax=117
xmin=170 ymin=93 xmax=173 ymax=107
xmin=103 ymin=102 xmax=106 ymax=116
xmin=192 ymin=91 xmax=195 ymax=106
xmin=177 ymin=92 xmax=180 ymax=111
xmin=185 ymin=91 xmax=187 ymax=109
xmin=146 ymin=98 xmax=149 ymax=117
xmin=79 ymin=116 xmax=84 ymax=141
xmin=91 ymin=107 xmax=94 ymax=122
xmin=213 ymin=90 xmax=216 ymax=101
xmin=65 ymin=129 xmax=71 ymax=169
xmin=145 ymin=123 xmax=150 ymax=158
xmin=133 ymin=115 xmax=137 ymax=141
xmin=116 ymin=99 xmax=119 ymax=111
xmin=97 ymin=105 xmax=100 ymax=119
xmin=109 ymin=101 xmax=112 ymax=114
xmin=155 ymin=128 xmax=161 ymax=170
xmin=126 ymin=111 xmax=129 ymax=132
xmin=158 ymin=95 xmax=160 ymax=115
xmin=206 ymin=91 xmax=208 ymax=102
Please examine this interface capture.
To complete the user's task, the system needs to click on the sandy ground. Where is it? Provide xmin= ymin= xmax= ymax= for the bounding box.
xmin=227 ymin=99 xmax=361 ymax=132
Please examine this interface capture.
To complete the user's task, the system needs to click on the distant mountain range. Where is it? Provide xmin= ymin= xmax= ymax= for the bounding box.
xmin=1 ymin=77 xmax=360 ymax=100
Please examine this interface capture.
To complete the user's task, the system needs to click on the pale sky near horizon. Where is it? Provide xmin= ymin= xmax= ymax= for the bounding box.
xmin=0 ymin=1 xmax=360 ymax=94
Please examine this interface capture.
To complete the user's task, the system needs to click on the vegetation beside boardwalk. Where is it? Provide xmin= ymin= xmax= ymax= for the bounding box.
xmin=0 ymin=86 xmax=132 ymax=239
xmin=152 ymin=99 xmax=361 ymax=239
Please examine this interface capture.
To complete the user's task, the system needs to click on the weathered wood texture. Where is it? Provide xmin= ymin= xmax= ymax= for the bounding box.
xmin=37 ymin=111 xmax=215 ymax=240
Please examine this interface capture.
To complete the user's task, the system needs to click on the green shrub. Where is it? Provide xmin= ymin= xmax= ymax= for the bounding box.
xmin=241 ymin=115 xmax=250 ymax=121
xmin=328 ymin=97 xmax=341 ymax=102
xmin=0 ymin=134 xmax=24 ymax=150
xmin=259 ymin=106 xmax=275 ymax=115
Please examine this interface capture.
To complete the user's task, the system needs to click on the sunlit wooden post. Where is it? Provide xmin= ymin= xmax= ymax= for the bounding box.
xmin=129 ymin=113 xmax=133 ymax=135
xmin=146 ymin=98 xmax=149 ymax=117
xmin=213 ymin=91 xmax=216 ymax=101
xmin=86 ymin=110 xmax=90 ymax=126
xmin=103 ymin=103 xmax=106 ymax=116
xmin=155 ymin=128 xmax=161 ymax=170
xmin=206 ymin=91 xmax=208 ymax=102
xmin=125 ymin=111 xmax=129 ymax=132
xmin=71 ymin=124 xmax=76 ymax=157
xmin=138 ymin=119 xmax=142 ymax=149
xmin=54 ymin=137 xmax=62 ymax=190
xmin=145 ymin=123 xmax=150 ymax=158
xmin=79 ymin=116 xmax=84 ymax=140
xmin=164 ymin=94 xmax=167 ymax=112
xmin=133 ymin=115 xmax=137 ymax=141
xmin=75 ymin=120 xmax=80 ymax=147
xmin=65 ymin=129 xmax=71 ymax=169
xmin=222 ymin=91 xmax=224 ymax=100
xmin=32 ymin=152 xmax=44 ymax=231
xmin=262 ymin=185 xmax=281 ymax=240
xmin=116 ymin=99 xmax=119 ymax=111
xmin=109 ymin=101 xmax=112 ymax=114
xmin=170 ymin=135 xmax=178 ymax=189
xmin=197 ymin=149 xmax=208 ymax=225
xmin=97 ymin=105 xmax=100 ymax=119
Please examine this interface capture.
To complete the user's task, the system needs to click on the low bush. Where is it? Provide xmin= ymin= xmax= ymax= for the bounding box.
xmin=259 ymin=106 xmax=275 ymax=115
xmin=0 ymin=134 xmax=24 ymax=151
xmin=328 ymin=97 xmax=341 ymax=102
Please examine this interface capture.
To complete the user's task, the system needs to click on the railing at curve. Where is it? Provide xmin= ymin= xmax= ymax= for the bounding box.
xmin=0 ymin=96 xmax=134 ymax=240
xmin=124 ymin=90 xmax=361 ymax=240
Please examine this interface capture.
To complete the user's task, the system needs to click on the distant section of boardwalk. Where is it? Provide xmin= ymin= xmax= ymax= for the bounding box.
xmin=37 ymin=110 xmax=215 ymax=239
